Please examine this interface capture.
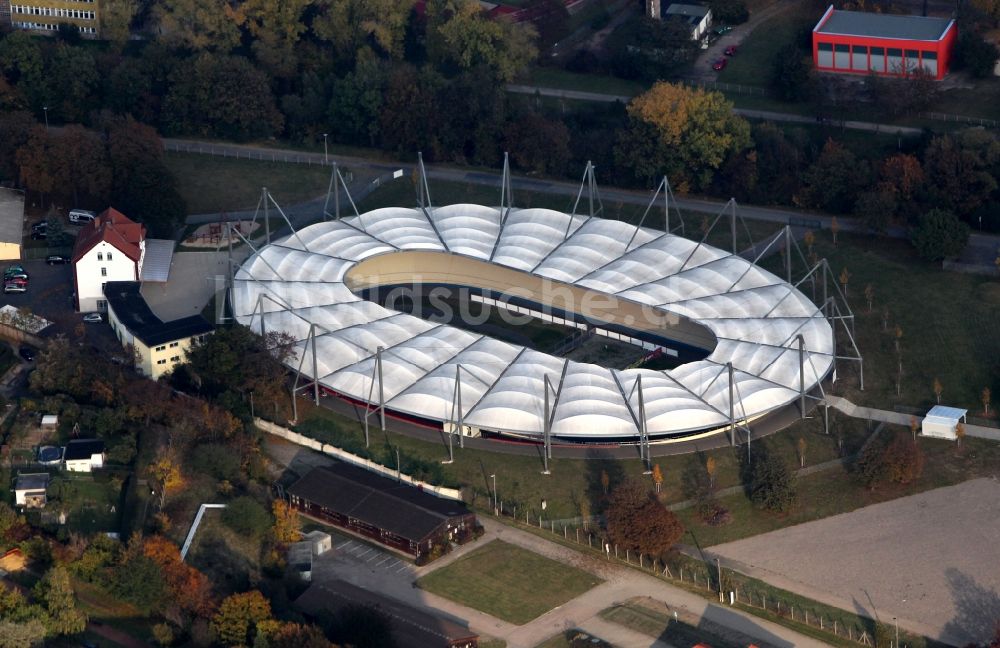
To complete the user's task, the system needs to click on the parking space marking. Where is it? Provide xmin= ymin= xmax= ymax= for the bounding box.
xmin=357 ymin=548 xmax=375 ymax=559
xmin=395 ymin=563 xmax=410 ymax=573
xmin=336 ymin=541 xmax=354 ymax=550
xmin=374 ymin=556 xmax=393 ymax=567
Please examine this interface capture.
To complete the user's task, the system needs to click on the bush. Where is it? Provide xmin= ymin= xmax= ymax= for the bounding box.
xmin=708 ymin=0 xmax=749 ymax=25
xmin=697 ymin=497 xmax=732 ymax=526
xmin=221 ymin=496 xmax=272 ymax=539
xmin=954 ymin=32 xmax=1000 ymax=79
xmin=883 ymin=431 xmax=925 ymax=485
xmin=910 ymin=208 xmax=970 ymax=261
xmin=855 ymin=438 xmax=888 ymax=489
xmin=190 ymin=442 xmax=242 ymax=482
xmin=747 ymin=451 xmax=796 ymax=513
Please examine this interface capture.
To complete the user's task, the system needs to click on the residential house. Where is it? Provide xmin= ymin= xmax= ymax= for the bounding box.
xmin=104 ymin=281 xmax=213 ymax=379
xmin=648 ymin=2 xmax=713 ymax=41
xmin=14 ymin=473 xmax=49 ymax=508
xmin=63 ymin=438 xmax=105 ymax=472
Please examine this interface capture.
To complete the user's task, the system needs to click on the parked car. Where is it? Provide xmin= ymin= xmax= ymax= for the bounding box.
xmin=714 ymin=25 xmax=733 ymax=36
xmin=19 ymin=346 xmax=36 ymax=362
xmin=6 ymin=277 xmax=28 ymax=287
xmin=31 ymin=221 xmax=47 ymax=232
xmin=30 ymin=230 xmax=47 ymax=240
xmin=46 ymin=255 xmax=69 ymax=265
xmin=5 ymin=272 xmax=28 ymax=281
xmin=83 ymin=313 xmax=103 ymax=323
xmin=3 ymin=283 xmax=26 ymax=294
xmin=5 ymin=264 xmax=24 ymax=274
xmin=724 ymin=45 xmax=738 ymax=56
xmin=68 ymin=209 xmax=96 ymax=224
xmin=713 ymin=58 xmax=728 ymax=71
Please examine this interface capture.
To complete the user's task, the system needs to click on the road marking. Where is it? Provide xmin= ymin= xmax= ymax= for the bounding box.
xmin=395 ymin=563 xmax=410 ymax=573
xmin=336 ymin=541 xmax=354 ymax=550
xmin=357 ymin=548 xmax=374 ymax=559
xmin=374 ymin=556 xmax=393 ymax=567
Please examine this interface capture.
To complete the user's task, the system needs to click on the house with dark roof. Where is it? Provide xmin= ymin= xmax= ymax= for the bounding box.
xmin=812 ymin=5 xmax=957 ymax=79
xmin=287 ymin=463 xmax=478 ymax=560
xmin=63 ymin=439 xmax=105 ymax=472
xmin=71 ymin=207 xmax=176 ymax=313
xmin=104 ymin=281 xmax=213 ymax=379
xmin=14 ymin=473 xmax=49 ymax=508
xmin=296 ymin=580 xmax=479 ymax=648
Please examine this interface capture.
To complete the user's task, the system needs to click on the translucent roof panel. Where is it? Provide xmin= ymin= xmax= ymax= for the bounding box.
xmin=232 ymin=200 xmax=835 ymax=441
xmin=429 ymin=204 xmax=502 ymax=260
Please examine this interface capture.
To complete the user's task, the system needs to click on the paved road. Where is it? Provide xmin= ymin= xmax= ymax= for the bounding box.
xmin=689 ymin=0 xmax=790 ymax=82
xmin=506 ymin=84 xmax=923 ymax=135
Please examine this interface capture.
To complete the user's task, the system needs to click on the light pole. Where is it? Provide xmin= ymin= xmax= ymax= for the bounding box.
xmin=893 ymin=617 xmax=898 ymax=647
xmin=322 ymin=133 xmax=328 ymax=164
xmin=42 ymin=106 xmax=49 ymax=131
xmin=490 ymin=473 xmax=497 ymax=514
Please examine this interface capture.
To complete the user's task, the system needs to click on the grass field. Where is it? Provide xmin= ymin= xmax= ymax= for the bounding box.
xmin=416 ymin=540 xmax=601 ymax=624
xmin=718 ymin=5 xmax=815 ymax=88
xmin=164 ymin=152 xmax=334 ymax=215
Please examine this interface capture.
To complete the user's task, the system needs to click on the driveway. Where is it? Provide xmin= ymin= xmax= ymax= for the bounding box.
xmin=689 ymin=0 xmax=790 ymax=82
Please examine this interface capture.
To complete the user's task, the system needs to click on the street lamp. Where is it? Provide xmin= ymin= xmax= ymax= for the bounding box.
xmin=322 ymin=133 xmax=328 ymax=164
xmin=42 ymin=106 xmax=49 ymax=131
xmin=489 ymin=473 xmax=497 ymax=514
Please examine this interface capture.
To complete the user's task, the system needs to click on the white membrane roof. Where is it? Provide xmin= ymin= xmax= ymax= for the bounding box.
xmin=233 ymin=205 xmax=834 ymax=440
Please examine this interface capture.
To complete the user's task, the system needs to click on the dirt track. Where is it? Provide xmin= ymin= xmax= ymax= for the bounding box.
xmin=708 ymin=478 xmax=1000 ymax=646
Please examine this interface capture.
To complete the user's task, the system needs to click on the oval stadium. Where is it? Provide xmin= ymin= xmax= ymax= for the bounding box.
xmin=231 ymin=200 xmax=834 ymax=447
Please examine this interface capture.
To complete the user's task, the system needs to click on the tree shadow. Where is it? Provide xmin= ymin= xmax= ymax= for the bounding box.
xmin=942 ymin=568 xmax=1000 ymax=646
xmin=680 ymin=450 xmax=712 ymax=501
xmin=584 ymin=448 xmax=625 ymax=517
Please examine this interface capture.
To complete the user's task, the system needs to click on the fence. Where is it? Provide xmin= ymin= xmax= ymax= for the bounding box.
xmin=681 ymin=79 xmax=769 ymax=97
xmin=491 ymin=505 xmax=885 ymax=645
xmin=164 ymin=140 xmax=333 ymax=166
xmin=921 ymin=111 xmax=999 ymax=129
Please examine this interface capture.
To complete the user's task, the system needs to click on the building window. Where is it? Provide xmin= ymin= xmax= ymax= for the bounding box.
xmin=851 ymin=45 xmax=867 ymax=71
xmin=169 ymin=342 xmax=179 ymax=348
xmin=97 ymin=252 xmax=103 ymax=261
xmin=157 ymin=359 xmax=167 ymax=365
xmin=923 ymin=50 xmax=938 ymax=76
xmin=155 ymin=345 xmax=166 ymax=352
xmin=834 ymin=43 xmax=850 ymax=69
xmin=107 ymin=252 xmax=112 ymax=260
xmin=96 ymin=299 xmax=106 ymax=310
xmin=170 ymin=356 xmax=180 ymax=362
xmin=887 ymin=48 xmax=903 ymax=73
xmin=870 ymin=47 xmax=885 ymax=73
xmin=100 ymin=267 xmax=107 ymax=276
xmin=817 ymin=42 xmax=833 ymax=68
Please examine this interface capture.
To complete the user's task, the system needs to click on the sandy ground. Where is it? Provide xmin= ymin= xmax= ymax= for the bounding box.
xmin=708 ymin=478 xmax=1000 ymax=646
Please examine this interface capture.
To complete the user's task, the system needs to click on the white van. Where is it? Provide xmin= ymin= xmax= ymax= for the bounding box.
xmin=68 ymin=209 xmax=96 ymax=224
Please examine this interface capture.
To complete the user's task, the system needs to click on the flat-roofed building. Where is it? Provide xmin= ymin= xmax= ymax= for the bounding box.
xmin=812 ymin=5 xmax=956 ymax=79
xmin=10 ymin=0 xmax=99 ymax=36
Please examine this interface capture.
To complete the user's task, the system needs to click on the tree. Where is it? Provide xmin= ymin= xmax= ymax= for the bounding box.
xmin=830 ymin=216 xmax=840 ymax=246
xmin=853 ymin=189 xmax=897 ymax=234
xmin=955 ymin=421 xmax=966 ymax=449
xmin=749 ymin=123 xmax=804 ymax=205
xmin=880 ymin=153 xmax=924 ymax=203
xmin=704 ymin=456 xmax=717 ymax=489
xmin=149 ymin=452 xmax=184 ymax=507
xmin=651 ymin=464 xmax=663 ymax=494
xmin=605 ymin=479 xmax=684 ymax=556
xmin=15 ymin=127 xmax=57 ymax=205
xmin=883 ymin=430 xmax=925 ymax=484
xmin=839 ymin=267 xmax=850 ymax=297
xmin=0 ymin=620 xmax=47 ymax=648
xmin=933 ymin=377 xmax=943 ymax=404
xmin=378 ymin=64 xmax=444 ymax=156
xmin=313 ymin=0 xmax=414 ymax=64
xmin=910 ymin=208 xmax=970 ymax=262
xmin=864 ymin=284 xmax=875 ymax=313
xmin=708 ymin=0 xmax=749 ymax=23
xmin=265 ymin=622 xmax=333 ymax=648
xmin=747 ymin=451 xmax=795 ymax=512
xmin=769 ymin=43 xmax=811 ymax=101
xmin=600 ymin=469 xmax=610 ymax=495
xmin=984 ymin=387 xmax=992 ymax=415
xmin=528 ymin=0 xmax=571 ymax=45
xmin=272 ymin=499 xmax=299 ymax=544
xmin=213 ymin=591 xmax=273 ymax=648
xmin=228 ymin=0 xmax=314 ymax=78
xmin=923 ymin=132 xmax=999 ymax=218
xmin=163 ymin=53 xmax=284 ymax=140
xmin=0 ymin=111 xmax=36 ymax=182
xmin=855 ymin=437 xmax=888 ymax=489
xmin=954 ymin=31 xmax=1000 ymax=79
xmin=797 ymin=140 xmax=868 ymax=214
xmin=46 ymin=44 xmax=100 ymax=123
xmin=34 ymin=566 xmax=86 ymax=636
xmin=155 ymin=0 xmax=240 ymax=52
xmin=615 ymin=82 xmax=751 ymax=192
xmin=503 ymin=111 xmax=571 ymax=176
xmin=427 ymin=0 xmax=538 ymax=82
xmin=101 ymin=0 xmax=138 ymax=50
xmin=52 ymin=125 xmax=111 ymax=206
xmin=797 ymin=437 xmax=807 ymax=468
xmin=328 ymin=59 xmax=389 ymax=147
xmin=143 ymin=536 xmax=213 ymax=616
xmin=222 ymin=496 xmax=272 ymax=540
xmin=803 ymin=230 xmax=815 ymax=255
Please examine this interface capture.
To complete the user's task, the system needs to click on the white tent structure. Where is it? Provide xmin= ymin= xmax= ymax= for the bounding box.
xmin=232 ymin=202 xmax=835 ymax=444
xmin=921 ymin=405 xmax=968 ymax=440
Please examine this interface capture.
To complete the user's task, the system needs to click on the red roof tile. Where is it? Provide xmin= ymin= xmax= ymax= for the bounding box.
xmin=71 ymin=207 xmax=145 ymax=265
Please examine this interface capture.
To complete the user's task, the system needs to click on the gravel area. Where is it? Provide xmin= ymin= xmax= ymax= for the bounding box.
xmin=708 ymin=478 xmax=1000 ymax=646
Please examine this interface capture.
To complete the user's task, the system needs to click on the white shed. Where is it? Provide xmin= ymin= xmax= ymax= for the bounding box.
xmin=921 ymin=405 xmax=968 ymax=440
xmin=303 ymin=530 xmax=332 ymax=555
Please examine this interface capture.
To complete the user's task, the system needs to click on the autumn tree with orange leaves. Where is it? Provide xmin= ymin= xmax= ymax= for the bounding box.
xmin=142 ymin=536 xmax=214 ymax=617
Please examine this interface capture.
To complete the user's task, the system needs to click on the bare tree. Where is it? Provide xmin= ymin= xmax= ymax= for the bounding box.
xmin=839 ymin=267 xmax=851 ymax=297
xmin=983 ymin=387 xmax=992 ymax=416
xmin=830 ymin=216 xmax=840 ymax=246
xmin=864 ymin=284 xmax=874 ymax=313
xmin=955 ymin=421 xmax=966 ymax=450
xmin=910 ymin=416 xmax=919 ymax=441
xmin=933 ymin=377 xmax=943 ymax=404
xmin=797 ymin=437 xmax=807 ymax=468
xmin=882 ymin=306 xmax=890 ymax=331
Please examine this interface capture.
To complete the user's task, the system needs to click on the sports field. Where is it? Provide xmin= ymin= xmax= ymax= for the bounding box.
xmin=709 ymin=478 xmax=1000 ymax=646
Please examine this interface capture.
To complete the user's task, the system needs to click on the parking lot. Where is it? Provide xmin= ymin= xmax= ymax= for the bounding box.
xmin=331 ymin=538 xmax=414 ymax=575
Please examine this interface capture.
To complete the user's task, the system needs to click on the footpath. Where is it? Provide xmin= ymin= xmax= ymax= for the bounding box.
xmin=826 ymin=395 xmax=1000 ymax=441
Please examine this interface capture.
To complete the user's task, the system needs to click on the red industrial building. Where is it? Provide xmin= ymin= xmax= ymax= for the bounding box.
xmin=812 ymin=5 xmax=957 ymax=80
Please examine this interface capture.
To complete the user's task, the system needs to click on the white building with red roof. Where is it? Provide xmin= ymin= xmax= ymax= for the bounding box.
xmin=72 ymin=207 xmax=147 ymax=313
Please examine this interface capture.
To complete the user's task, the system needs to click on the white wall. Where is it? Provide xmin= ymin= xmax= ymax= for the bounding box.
xmin=75 ymin=241 xmax=140 ymax=313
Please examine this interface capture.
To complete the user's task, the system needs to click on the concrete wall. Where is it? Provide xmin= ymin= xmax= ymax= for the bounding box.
xmin=255 ymin=418 xmax=463 ymax=502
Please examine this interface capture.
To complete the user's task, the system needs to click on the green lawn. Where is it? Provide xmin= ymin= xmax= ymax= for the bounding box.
xmin=523 ymin=66 xmax=646 ymax=97
xmin=416 ymin=540 xmax=601 ymax=624
xmin=164 ymin=152 xmax=335 ymax=215
xmin=716 ymin=5 xmax=815 ymax=88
